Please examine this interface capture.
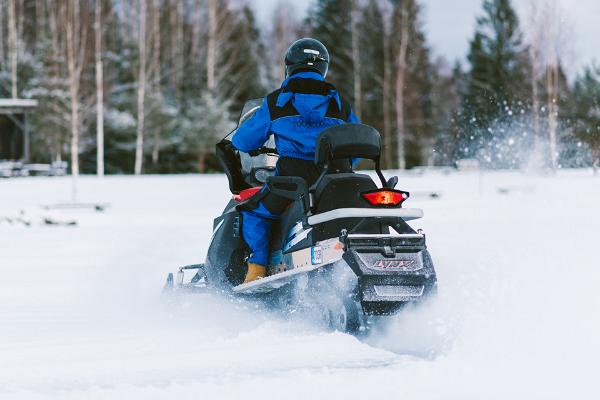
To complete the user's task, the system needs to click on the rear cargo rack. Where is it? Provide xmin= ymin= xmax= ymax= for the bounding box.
xmin=307 ymin=208 xmax=423 ymax=226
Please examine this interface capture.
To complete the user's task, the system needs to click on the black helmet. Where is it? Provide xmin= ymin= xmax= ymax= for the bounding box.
xmin=284 ymin=38 xmax=329 ymax=78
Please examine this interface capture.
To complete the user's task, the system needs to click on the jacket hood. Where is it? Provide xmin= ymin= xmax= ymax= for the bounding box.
xmin=276 ymin=72 xmax=342 ymax=123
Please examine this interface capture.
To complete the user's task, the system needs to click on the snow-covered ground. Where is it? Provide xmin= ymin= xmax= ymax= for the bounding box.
xmin=1 ymin=170 xmax=598 ymax=399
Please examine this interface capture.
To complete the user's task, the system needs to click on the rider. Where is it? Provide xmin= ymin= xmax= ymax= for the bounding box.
xmin=232 ymin=38 xmax=360 ymax=284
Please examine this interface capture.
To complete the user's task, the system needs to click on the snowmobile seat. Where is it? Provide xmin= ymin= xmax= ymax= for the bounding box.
xmin=311 ymin=173 xmax=377 ymax=213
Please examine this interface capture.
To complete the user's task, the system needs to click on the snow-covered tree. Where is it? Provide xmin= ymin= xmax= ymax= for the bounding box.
xmin=572 ymin=66 xmax=600 ymax=174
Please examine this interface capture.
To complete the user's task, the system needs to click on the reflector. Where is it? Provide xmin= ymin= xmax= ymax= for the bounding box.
xmin=233 ymin=186 xmax=262 ymax=202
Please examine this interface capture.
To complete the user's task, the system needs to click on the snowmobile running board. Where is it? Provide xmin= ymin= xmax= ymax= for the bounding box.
xmin=307 ymin=208 xmax=423 ymax=226
xmin=233 ymin=238 xmax=344 ymax=294
xmin=233 ymin=264 xmax=321 ymax=294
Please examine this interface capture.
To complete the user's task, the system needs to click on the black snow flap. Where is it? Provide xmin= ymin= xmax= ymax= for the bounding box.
xmin=341 ymin=232 xmax=437 ymax=315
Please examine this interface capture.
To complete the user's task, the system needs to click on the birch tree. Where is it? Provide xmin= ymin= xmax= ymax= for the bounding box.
xmin=134 ymin=0 xmax=148 ymax=175
xmin=527 ymin=0 xmax=573 ymax=169
xmin=8 ymin=0 xmax=18 ymax=97
xmin=381 ymin=1 xmax=393 ymax=168
xmin=394 ymin=2 xmax=409 ymax=170
xmin=527 ymin=1 xmax=543 ymax=162
xmin=150 ymin=0 xmax=162 ymax=164
xmin=350 ymin=0 xmax=362 ymax=119
xmin=95 ymin=0 xmax=104 ymax=176
xmin=66 ymin=0 xmax=88 ymax=181
xmin=269 ymin=0 xmax=299 ymax=85
xmin=0 ymin=1 xmax=4 ymax=70
xmin=206 ymin=0 xmax=218 ymax=106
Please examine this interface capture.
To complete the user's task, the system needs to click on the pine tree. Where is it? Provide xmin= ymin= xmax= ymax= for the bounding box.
xmin=572 ymin=66 xmax=600 ymax=174
xmin=306 ymin=0 xmax=354 ymax=101
xmin=358 ymin=0 xmax=385 ymax=153
xmin=222 ymin=5 xmax=266 ymax=113
xmin=400 ymin=0 xmax=435 ymax=168
xmin=460 ymin=0 xmax=530 ymax=164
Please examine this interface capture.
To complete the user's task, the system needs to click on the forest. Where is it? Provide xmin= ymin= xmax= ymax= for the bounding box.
xmin=0 ymin=0 xmax=599 ymax=174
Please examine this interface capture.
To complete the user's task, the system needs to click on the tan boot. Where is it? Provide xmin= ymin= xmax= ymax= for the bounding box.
xmin=243 ymin=263 xmax=267 ymax=284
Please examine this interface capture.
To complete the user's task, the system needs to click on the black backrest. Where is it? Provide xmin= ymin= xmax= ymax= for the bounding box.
xmin=315 ymin=124 xmax=381 ymax=166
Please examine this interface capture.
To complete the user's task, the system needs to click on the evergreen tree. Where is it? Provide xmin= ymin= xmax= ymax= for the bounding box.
xmin=222 ymin=5 xmax=266 ymax=113
xmin=400 ymin=0 xmax=435 ymax=167
xmin=572 ymin=65 xmax=600 ymax=173
xmin=460 ymin=0 xmax=530 ymax=164
xmin=431 ymin=61 xmax=464 ymax=166
xmin=358 ymin=0 xmax=385 ymax=147
xmin=306 ymin=0 xmax=354 ymax=101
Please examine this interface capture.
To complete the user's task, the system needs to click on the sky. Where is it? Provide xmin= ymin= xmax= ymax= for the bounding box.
xmin=251 ymin=0 xmax=599 ymax=78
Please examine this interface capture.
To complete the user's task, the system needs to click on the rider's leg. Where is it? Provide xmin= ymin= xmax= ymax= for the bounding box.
xmin=240 ymin=203 xmax=276 ymax=283
xmin=238 ymin=158 xmax=321 ymax=284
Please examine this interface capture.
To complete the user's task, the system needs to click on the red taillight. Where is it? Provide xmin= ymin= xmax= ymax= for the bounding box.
xmin=233 ymin=187 xmax=262 ymax=202
xmin=361 ymin=189 xmax=409 ymax=207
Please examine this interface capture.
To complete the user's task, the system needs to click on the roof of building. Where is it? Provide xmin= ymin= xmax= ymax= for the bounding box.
xmin=0 ymin=98 xmax=39 ymax=114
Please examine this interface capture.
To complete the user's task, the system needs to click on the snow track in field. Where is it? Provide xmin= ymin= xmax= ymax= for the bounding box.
xmin=1 ymin=172 xmax=598 ymax=399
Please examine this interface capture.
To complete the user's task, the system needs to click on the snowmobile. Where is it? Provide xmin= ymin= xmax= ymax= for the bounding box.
xmin=163 ymin=99 xmax=437 ymax=333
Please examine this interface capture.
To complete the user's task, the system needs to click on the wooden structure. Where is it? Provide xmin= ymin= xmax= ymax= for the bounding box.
xmin=0 ymin=98 xmax=38 ymax=161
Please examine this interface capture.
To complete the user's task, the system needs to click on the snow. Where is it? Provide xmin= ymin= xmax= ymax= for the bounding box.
xmin=1 ymin=171 xmax=598 ymax=399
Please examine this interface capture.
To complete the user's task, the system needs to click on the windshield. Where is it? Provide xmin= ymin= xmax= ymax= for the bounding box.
xmin=238 ymin=99 xmax=262 ymax=126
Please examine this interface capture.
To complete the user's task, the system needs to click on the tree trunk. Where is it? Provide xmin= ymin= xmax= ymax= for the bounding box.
xmin=8 ymin=0 xmax=18 ymax=98
xmin=197 ymin=146 xmax=206 ymax=173
xmin=382 ymin=8 xmax=393 ymax=169
xmin=95 ymin=0 xmax=104 ymax=177
xmin=272 ymin=5 xmax=291 ymax=84
xmin=593 ymin=144 xmax=599 ymax=176
xmin=351 ymin=0 xmax=362 ymax=119
xmin=0 ymin=1 xmax=5 ymax=70
xmin=66 ymin=0 xmax=84 ymax=201
xmin=66 ymin=0 xmax=82 ymax=178
xmin=546 ymin=64 xmax=558 ymax=170
xmin=134 ymin=0 xmax=147 ymax=175
xmin=395 ymin=6 xmax=409 ymax=170
xmin=206 ymin=0 xmax=217 ymax=106
xmin=529 ymin=43 xmax=541 ymax=169
xmin=151 ymin=0 xmax=162 ymax=164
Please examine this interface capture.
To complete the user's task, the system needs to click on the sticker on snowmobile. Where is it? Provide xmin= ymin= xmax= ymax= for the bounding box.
xmin=370 ymin=259 xmax=418 ymax=271
xmin=311 ymin=246 xmax=323 ymax=265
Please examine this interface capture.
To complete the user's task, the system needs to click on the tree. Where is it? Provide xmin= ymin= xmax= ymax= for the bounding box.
xmin=8 ymin=0 xmax=18 ymax=97
xmin=179 ymin=92 xmax=235 ymax=173
xmin=134 ymin=0 xmax=148 ymax=175
xmin=358 ymin=0 xmax=387 ymax=163
xmin=95 ymin=0 xmax=104 ymax=176
xmin=392 ymin=0 xmax=409 ymax=170
xmin=431 ymin=61 xmax=463 ymax=166
xmin=65 ymin=0 xmax=91 ymax=184
xmin=460 ymin=0 xmax=530 ymax=166
xmin=306 ymin=0 xmax=355 ymax=102
xmin=526 ymin=0 xmax=574 ymax=170
xmin=572 ymin=66 xmax=600 ymax=174
xmin=222 ymin=5 xmax=266 ymax=112
xmin=267 ymin=0 xmax=300 ymax=86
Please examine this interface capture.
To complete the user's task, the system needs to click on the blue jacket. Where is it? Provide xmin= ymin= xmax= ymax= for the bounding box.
xmin=232 ymin=72 xmax=360 ymax=160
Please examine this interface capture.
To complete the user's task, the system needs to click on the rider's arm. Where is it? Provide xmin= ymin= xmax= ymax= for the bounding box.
xmin=232 ymin=98 xmax=271 ymax=153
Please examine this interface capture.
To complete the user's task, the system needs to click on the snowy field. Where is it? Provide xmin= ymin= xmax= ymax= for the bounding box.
xmin=1 ymin=170 xmax=598 ymax=399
